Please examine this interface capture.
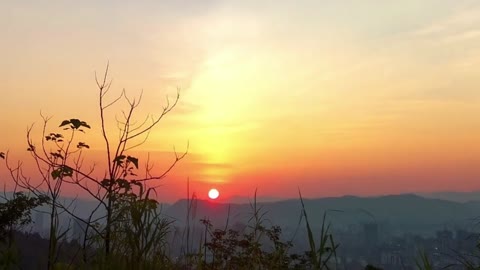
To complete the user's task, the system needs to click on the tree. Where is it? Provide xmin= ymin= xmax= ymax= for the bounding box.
xmin=3 ymin=115 xmax=94 ymax=269
xmin=0 ymin=191 xmax=48 ymax=243
xmin=2 ymin=64 xmax=187 ymax=268
xmin=74 ymin=64 xmax=187 ymax=262
xmin=0 ymin=152 xmax=49 ymax=268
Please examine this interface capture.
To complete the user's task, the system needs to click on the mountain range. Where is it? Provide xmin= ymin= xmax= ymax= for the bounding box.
xmin=5 ymin=191 xmax=480 ymax=236
xmin=164 ymin=193 xmax=480 ymax=236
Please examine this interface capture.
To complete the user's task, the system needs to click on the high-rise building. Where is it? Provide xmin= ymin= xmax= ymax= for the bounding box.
xmin=364 ymin=223 xmax=378 ymax=246
xmin=34 ymin=211 xmax=45 ymax=234
xmin=71 ymin=218 xmax=87 ymax=242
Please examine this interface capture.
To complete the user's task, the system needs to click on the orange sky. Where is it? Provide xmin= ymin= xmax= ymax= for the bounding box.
xmin=1 ymin=1 xmax=480 ymax=202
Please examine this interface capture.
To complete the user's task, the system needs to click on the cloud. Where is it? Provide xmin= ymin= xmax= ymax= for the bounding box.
xmin=409 ymin=3 xmax=480 ymax=41
xmin=190 ymin=162 xmax=233 ymax=170
xmin=399 ymin=87 xmax=480 ymax=103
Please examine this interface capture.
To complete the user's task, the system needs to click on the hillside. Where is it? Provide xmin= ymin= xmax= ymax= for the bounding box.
xmin=165 ymin=194 xmax=480 ymax=235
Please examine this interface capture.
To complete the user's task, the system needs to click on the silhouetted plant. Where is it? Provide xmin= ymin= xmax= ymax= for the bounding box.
xmin=415 ymin=249 xmax=433 ymax=270
xmin=65 ymin=64 xmax=187 ymax=264
xmin=1 ymin=64 xmax=186 ymax=269
xmin=0 ymin=192 xmax=48 ymax=240
xmin=108 ymin=185 xmax=173 ymax=270
xmin=198 ymin=218 xmax=297 ymax=269
xmin=299 ymin=191 xmax=338 ymax=270
xmin=3 ymin=117 xmax=90 ymax=270
xmin=0 ymin=190 xmax=48 ymax=269
xmin=189 ymin=191 xmax=339 ymax=270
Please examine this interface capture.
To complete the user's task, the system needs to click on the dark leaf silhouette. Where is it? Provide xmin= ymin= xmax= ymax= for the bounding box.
xmin=113 ymin=155 xmax=126 ymax=166
xmin=127 ymin=156 xmax=139 ymax=169
xmin=51 ymin=166 xmax=73 ymax=180
xmin=59 ymin=119 xmax=91 ymax=130
xmin=59 ymin=120 xmax=70 ymax=127
xmin=77 ymin=142 xmax=90 ymax=149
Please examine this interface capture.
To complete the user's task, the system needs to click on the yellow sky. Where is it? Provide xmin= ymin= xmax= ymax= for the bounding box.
xmin=1 ymin=1 xmax=480 ymax=201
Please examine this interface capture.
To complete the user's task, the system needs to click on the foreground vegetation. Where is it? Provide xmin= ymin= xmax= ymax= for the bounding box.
xmin=0 ymin=66 xmax=479 ymax=269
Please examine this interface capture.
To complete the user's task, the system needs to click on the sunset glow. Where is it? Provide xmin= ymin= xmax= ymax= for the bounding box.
xmin=1 ymin=1 xmax=480 ymax=203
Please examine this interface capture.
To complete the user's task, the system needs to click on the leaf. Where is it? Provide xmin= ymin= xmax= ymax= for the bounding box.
xmin=62 ymin=166 xmax=73 ymax=177
xmin=51 ymin=169 xmax=60 ymax=180
xmin=51 ymin=166 xmax=73 ymax=180
xmin=147 ymin=199 xmax=158 ymax=210
xmin=101 ymin=179 xmax=112 ymax=187
xmin=113 ymin=155 xmax=126 ymax=166
xmin=59 ymin=120 xmax=70 ymax=127
xmin=60 ymin=119 xmax=90 ymax=130
xmin=77 ymin=142 xmax=90 ymax=149
xmin=80 ymin=121 xmax=91 ymax=129
xmin=50 ymin=152 xmax=64 ymax=159
xmin=127 ymin=156 xmax=139 ymax=169
xmin=70 ymin=119 xmax=82 ymax=129
xmin=116 ymin=178 xmax=131 ymax=191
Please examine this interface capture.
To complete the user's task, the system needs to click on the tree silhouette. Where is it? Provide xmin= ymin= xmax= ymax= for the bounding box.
xmin=1 ymin=64 xmax=187 ymax=268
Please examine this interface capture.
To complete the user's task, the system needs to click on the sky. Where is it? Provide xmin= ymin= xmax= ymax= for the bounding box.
xmin=1 ymin=1 xmax=480 ymax=202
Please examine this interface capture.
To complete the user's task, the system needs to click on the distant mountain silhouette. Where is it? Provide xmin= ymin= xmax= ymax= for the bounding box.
xmin=5 ymin=192 xmax=480 ymax=236
xmin=225 ymin=195 xmax=284 ymax=204
xmin=165 ymin=194 xmax=480 ymax=235
xmin=416 ymin=190 xmax=480 ymax=203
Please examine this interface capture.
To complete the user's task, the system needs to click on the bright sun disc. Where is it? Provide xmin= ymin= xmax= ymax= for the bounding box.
xmin=208 ymin=188 xmax=220 ymax=200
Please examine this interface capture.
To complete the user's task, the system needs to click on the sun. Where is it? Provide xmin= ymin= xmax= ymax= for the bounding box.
xmin=208 ymin=188 xmax=220 ymax=200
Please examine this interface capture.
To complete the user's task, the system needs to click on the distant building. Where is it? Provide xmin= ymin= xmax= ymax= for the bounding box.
xmin=71 ymin=218 xmax=87 ymax=242
xmin=435 ymin=229 xmax=453 ymax=251
xmin=380 ymin=247 xmax=403 ymax=267
xmin=34 ymin=211 xmax=45 ymax=234
xmin=364 ymin=223 xmax=378 ymax=246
